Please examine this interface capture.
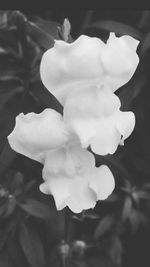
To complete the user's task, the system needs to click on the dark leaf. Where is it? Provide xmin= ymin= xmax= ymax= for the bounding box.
xmin=134 ymin=190 xmax=150 ymax=200
xmin=58 ymin=18 xmax=73 ymax=43
xmin=11 ymin=172 xmax=24 ymax=197
xmin=19 ymin=222 xmax=45 ymax=267
xmin=26 ymin=20 xmax=55 ymax=49
xmin=0 ymin=79 xmax=24 ymax=110
xmin=117 ymin=75 xmax=146 ymax=111
xmin=94 ymin=215 xmax=114 ymax=240
xmin=138 ymin=32 xmax=150 ymax=56
xmin=109 ymin=235 xmax=122 ymax=266
xmin=0 ymin=142 xmax=17 ymax=174
xmin=104 ymin=192 xmax=120 ymax=202
xmin=19 ymin=198 xmax=51 ymax=219
xmin=30 ymin=81 xmax=63 ymax=114
xmin=142 ymin=182 xmax=150 ymax=190
xmin=129 ymin=209 xmax=149 ymax=233
xmin=122 ymin=196 xmax=132 ymax=220
xmin=3 ymin=196 xmax=16 ymax=218
xmin=7 ymin=236 xmax=26 ymax=267
xmin=30 ymin=16 xmax=60 ymax=39
xmin=0 ymin=58 xmax=24 ymax=78
xmin=24 ymin=180 xmax=36 ymax=193
xmin=86 ymin=20 xmax=142 ymax=40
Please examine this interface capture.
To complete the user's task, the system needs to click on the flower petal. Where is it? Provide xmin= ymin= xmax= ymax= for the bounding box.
xmin=89 ymin=165 xmax=115 ymax=200
xmin=90 ymin=118 xmax=121 ymax=155
xmin=42 ymin=145 xmax=95 ymax=179
xmin=40 ymin=35 xmax=105 ymax=104
xmin=64 ymin=84 xmax=121 ymax=120
xmin=63 ymin=86 xmax=122 ymax=154
xmin=8 ymin=109 xmax=69 ymax=163
xmin=40 ymin=33 xmax=139 ymax=104
xmin=101 ymin=32 xmax=139 ymax=91
xmin=41 ymin=145 xmax=96 ymax=212
xmin=115 ymin=110 xmax=135 ymax=141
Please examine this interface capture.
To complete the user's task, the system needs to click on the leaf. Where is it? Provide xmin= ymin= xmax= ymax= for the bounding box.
xmin=109 ymin=235 xmax=122 ymax=266
xmin=0 ymin=57 xmax=24 ymax=78
xmin=117 ymin=74 xmax=146 ymax=111
xmin=86 ymin=20 xmax=142 ymax=40
xmin=134 ymin=190 xmax=150 ymax=200
xmin=19 ymin=222 xmax=45 ymax=267
xmin=19 ymin=198 xmax=51 ymax=219
xmin=30 ymin=16 xmax=60 ymax=40
xmin=0 ymin=79 xmax=24 ymax=109
xmin=30 ymin=81 xmax=63 ymax=114
xmin=122 ymin=196 xmax=132 ymax=220
xmin=94 ymin=215 xmax=114 ymax=240
xmin=7 ymin=236 xmax=26 ymax=267
xmin=25 ymin=20 xmax=56 ymax=49
xmin=3 ymin=196 xmax=16 ymax=218
xmin=129 ymin=209 xmax=149 ymax=233
xmin=0 ymin=142 xmax=17 ymax=174
xmin=58 ymin=18 xmax=73 ymax=43
xmin=142 ymin=182 xmax=150 ymax=190
xmin=11 ymin=172 xmax=24 ymax=197
xmin=138 ymin=32 xmax=150 ymax=57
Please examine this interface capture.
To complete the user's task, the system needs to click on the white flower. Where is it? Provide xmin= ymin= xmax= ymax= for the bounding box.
xmin=40 ymin=33 xmax=139 ymax=105
xmin=7 ymin=32 xmax=139 ymax=213
xmin=40 ymin=145 xmax=115 ymax=213
xmin=8 ymin=109 xmax=69 ymax=163
xmin=7 ymin=110 xmax=115 ymax=213
xmin=63 ymin=84 xmax=135 ymax=155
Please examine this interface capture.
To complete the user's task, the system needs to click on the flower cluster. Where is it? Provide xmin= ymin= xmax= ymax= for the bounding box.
xmin=8 ymin=32 xmax=139 ymax=213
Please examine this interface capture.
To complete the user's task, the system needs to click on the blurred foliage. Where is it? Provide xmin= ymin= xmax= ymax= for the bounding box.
xmin=0 ymin=9 xmax=150 ymax=267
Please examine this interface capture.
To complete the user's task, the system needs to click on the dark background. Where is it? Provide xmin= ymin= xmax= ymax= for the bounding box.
xmin=0 ymin=10 xmax=150 ymax=267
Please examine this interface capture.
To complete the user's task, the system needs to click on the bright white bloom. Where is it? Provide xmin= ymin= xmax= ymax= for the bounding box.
xmin=40 ymin=33 xmax=139 ymax=105
xmin=8 ymin=109 xmax=69 ymax=163
xmin=40 ymin=145 xmax=115 ymax=213
xmin=63 ymin=84 xmax=135 ymax=155
xmin=7 ymin=32 xmax=139 ymax=213
xmin=8 ymin=110 xmax=115 ymax=213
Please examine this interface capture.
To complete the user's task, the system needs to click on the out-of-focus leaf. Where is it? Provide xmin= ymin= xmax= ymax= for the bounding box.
xmin=109 ymin=235 xmax=122 ymax=266
xmin=19 ymin=198 xmax=51 ymax=219
xmin=0 ymin=202 xmax=7 ymax=217
xmin=0 ymin=11 xmax=8 ymax=29
xmin=30 ymin=16 xmax=60 ymax=39
xmin=117 ymin=75 xmax=146 ymax=111
xmin=72 ymin=210 xmax=99 ymax=222
xmin=11 ymin=172 xmax=24 ymax=197
xmin=86 ymin=20 xmax=142 ymax=40
xmin=142 ymin=182 xmax=150 ymax=190
xmin=25 ymin=20 xmax=55 ymax=49
xmin=0 ymin=142 xmax=17 ymax=174
xmin=3 ymin=196 xmax=16 ymax=218
xmin=0 ymin=28 xmax=19 ymax=53
xmin=0 ymin=79 xmax=24 ymax=110
xmin=138 ymin=32 xmax=150 ymax=56
xmin=122 ymin=196 xmax=132 ymax=220
xmin=104 ymin=192 xmax=120 ymax=202
xmin=58 ymin=18 xmax=73 ymax=43
xmin=129 ymin=209 xmax=149 ymax=233
xmin=30 ymin=81 xmax=63 ymax=114
xmin=19 ymin=222 xmax=45 ymax=267
xmin=94 ymin=215 xmax=114 ymax=240
xmin=0 ymin=58 xmax=24 ymax=78
xmin=133 ymin=190 xmax=150 ymax=200
xmin=7 ymin=236 xmax=26 ymax=267
xmin=24 ymin=180 xmax=36 ymax=193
